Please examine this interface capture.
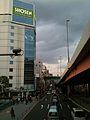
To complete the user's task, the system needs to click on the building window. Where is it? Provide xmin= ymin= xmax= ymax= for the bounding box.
xmin=10 ymin=46 xmax=14 ymax=50
xmin=11 ymin=32 xmax=14 ymax=36
xmin=9 ymin=76 xmax=13 ymax=79
xmin=9 ymin=68 xmax=13 ymax=72
xmin=10 ymin=39 xmax=14 ymax=43
xmin=11 ymin=26 xmax=14 ymax=29
xmin=9 ymin=84 xmax=12 ymax=87
xmin=10 ymin=61 xmax=13 ymax=64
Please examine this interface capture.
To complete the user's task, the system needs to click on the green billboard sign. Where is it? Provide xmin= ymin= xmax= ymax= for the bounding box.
xmin=12 ymin=0 xmax=35 ymax=26
xmin=13 ymin=6 xmax=33 ymax=18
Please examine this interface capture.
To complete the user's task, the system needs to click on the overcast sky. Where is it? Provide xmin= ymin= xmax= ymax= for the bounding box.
xmin=21 ymin=0 xmax=90 ymax=75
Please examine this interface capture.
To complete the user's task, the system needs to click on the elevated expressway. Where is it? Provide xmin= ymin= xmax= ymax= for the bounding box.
xmin=59 ymin=21 xmax=90 ymax=95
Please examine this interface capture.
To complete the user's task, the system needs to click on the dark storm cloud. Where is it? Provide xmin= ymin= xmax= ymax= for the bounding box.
xmin=35 ymin=0 xmax=90 ymax=65
xmin=20 ymin=0 xmax=90 ymax=71
xmin=36 ymin=23 xmax=67 ymax=51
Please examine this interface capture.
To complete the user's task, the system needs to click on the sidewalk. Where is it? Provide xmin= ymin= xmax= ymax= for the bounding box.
xmin=0 ymin=97 xmax=38 ymax=120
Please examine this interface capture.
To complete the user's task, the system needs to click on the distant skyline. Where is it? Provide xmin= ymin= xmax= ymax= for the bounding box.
xmin=20 ymin=0 xmax=90 ymax=75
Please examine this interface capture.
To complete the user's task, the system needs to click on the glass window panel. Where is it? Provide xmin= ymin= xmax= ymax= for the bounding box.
xmin=10 ymin=46 xmax=14 ymax=50
xmin=10 ymin=61 xmax=13 ymax=64
xmin=11 ymin=32 xmax=14 ymax=36
xmin=10 ymin=39 xmax=14 ymax=43
xmin=11 ymin=26 xmax=14 ymax=29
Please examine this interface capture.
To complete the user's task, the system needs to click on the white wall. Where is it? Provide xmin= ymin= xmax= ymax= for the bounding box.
xmin=0 ymin=0 xmax=12 ymax=14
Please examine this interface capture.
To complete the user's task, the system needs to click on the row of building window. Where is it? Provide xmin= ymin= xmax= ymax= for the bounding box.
xmin=10 ymin=26 xmax=14 ymax=67
xmin=10 ymin=26 xmax=14 ymax=44
xmin=9 ymin=26 xmax=14 ymax=80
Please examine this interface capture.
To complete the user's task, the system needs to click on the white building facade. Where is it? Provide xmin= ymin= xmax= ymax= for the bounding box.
xmin=0 ymin=0 xmax=36 ymax=91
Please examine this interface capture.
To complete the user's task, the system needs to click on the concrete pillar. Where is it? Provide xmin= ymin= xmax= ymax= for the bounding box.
xmin=67 ymin=85 xmax=70 ymax=96
xmin=87 ymin=83 xmax=90 ymax=96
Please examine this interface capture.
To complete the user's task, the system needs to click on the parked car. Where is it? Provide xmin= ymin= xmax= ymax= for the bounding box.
xmin=71 ymin=107 xmax=86 ymax=120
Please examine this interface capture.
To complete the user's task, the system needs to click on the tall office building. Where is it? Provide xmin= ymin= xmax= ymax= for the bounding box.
xmin=0 ymin=0 xmax=36 ymax=91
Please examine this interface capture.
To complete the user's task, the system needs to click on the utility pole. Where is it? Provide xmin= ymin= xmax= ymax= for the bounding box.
xmin=59 ymin=56 xmax=62 ymax=76
xmin=58 ymin=56 xmax=62 ymax=77
xmin=66 ymin=19 xmax=70 ymax=63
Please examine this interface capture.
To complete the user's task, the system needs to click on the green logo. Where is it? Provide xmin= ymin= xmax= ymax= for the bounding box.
xmin=13 ymin=6 xmax=33 ymax=18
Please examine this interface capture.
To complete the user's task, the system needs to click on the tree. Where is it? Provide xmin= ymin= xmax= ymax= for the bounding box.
xmin=0 ymin=76 xmax=9 ymax=92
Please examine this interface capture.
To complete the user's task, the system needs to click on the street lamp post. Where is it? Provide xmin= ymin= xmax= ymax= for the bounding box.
xmin=0 ymin=48 xmax=23 ymax=91
xmin=60 ymin=56 xmax=62 ymax=76
xmin=66 ymin=19 xmax=70 ymax=63
xmin=58 ymin=56 xmax=62 ymax=77
xmin=0 ymin=48 xmax=23 ymax=57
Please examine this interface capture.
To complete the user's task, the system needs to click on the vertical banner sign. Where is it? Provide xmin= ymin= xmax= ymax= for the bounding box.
xmin=12 ymin=0 xmax=35 ymax=26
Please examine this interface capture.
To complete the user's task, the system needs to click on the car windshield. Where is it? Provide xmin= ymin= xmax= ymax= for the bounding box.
xmin=75 ymin=111 xmax=85 ymax=117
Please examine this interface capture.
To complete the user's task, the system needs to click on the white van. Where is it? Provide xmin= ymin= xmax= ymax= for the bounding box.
xmin=71 ymin=108 xmax=86 ymax=120
xmin=48 ymin=105 xmax=59 ymax=120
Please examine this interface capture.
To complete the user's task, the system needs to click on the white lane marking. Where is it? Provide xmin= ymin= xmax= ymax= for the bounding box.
xmin=41 ymin=104 xmax=44 ymax=109
xmin=60 ymin=104 xmax=62 ymax=109
xmin=6 ymin=110 xmax=10 ymax=113
xmin=67 ymin=104 xmax=70 ymax=109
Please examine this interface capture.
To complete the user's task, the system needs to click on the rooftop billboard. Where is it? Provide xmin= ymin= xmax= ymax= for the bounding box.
xmin=12 ymin=0 xmax=35 ymax=26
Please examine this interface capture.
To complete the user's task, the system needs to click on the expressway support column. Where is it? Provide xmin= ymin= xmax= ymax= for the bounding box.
xmin=67 ymin=85 xmax=70 ymax=96
xmin=87 ymin=83 xmax=90 ymax=96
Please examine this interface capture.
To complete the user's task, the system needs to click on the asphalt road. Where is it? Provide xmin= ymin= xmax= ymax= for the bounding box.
xmin=24 ymin=94 xmax=52 ymax=120
xmin=24 ymin=93 xmax=90 ymax=120
xmin=24 ymin=94 xmax=73 ymax=120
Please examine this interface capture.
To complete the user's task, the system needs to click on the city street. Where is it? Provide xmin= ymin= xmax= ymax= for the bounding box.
xmin=24 ymin=93 xmax=90 ymax=120
xmin=0 ymin=0 xmax=90 ymax=120
xmin=24 ymin=94 xmax=73 ymax=120
xmin=24 ymin=95 xmax=51 ymax=120
xmin=0 ymin=92 xmax=90 ymax=120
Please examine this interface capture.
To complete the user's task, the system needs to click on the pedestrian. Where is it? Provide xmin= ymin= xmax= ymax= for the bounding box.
xmin=10 ymin=107 xmax=15 ymax=119
xmin=26 ymin=99 xmax=28 ymax=105
xmin=41 ymin=104 xmax=44 ymax=109
xmin=47 ymin=104 xmax=50 ymax=109
xmin=16 ymin=98 xmax=19 ymax=104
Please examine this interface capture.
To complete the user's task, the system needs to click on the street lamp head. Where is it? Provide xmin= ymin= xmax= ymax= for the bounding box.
xmin=12 ymin=48 xmax=21 ymax=54
xmin=66 ymin=19 xmax=70 ymax=22
xmin=12 ymin=48 xmax=24 ymax=56
xmin=66 ymin=19 xmax=70 ymax=63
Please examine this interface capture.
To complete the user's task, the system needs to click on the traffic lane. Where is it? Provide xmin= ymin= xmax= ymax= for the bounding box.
xmin=24 ymin=95 xmax=52 ymax=120
xmin=59 ymin=93 xmax=90 ymax=120
xmin=66 ymin=99 xmax=90 ymax=120
xmin=49 ymin=94 xmax=72 ymax=120
xmin=59 ymin=99 xmax=73 ymax=120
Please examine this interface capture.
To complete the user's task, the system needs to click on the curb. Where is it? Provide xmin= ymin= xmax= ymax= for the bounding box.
xmin=22 ymin=100 xmax=38 ymax=120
